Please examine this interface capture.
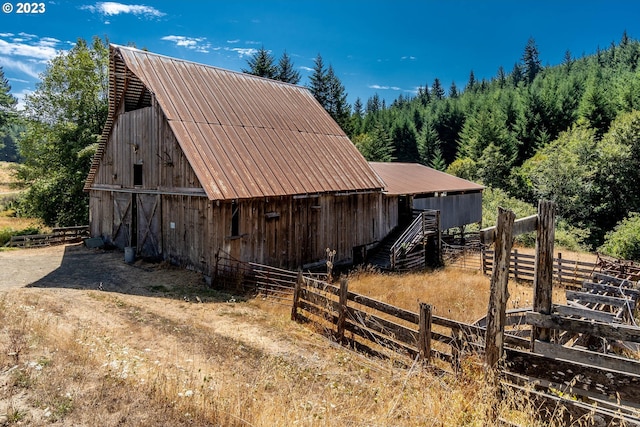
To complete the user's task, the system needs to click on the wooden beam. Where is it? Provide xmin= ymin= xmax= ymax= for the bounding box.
xmin=485 ymin=207 xmax=516 ymax=368
xmin=526 ymin=312 xmax=640 ymax=343
xmin=479 ymin=214 xmax=538 ymax=245
xmin=566 ymin=290 xmax=635 ymax=309
xmin=531 ymin=200 xmax=555 ymax=346
xmin=532 ymin=340 xmax=640 ymax=374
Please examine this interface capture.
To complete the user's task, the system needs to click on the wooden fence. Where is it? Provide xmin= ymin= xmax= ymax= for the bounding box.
xmin=7 ymin=225 xmax=89 ymax=248
xmin=289 ymin=272 xmax=640 ymax=424
xmin=482 ymin=248 xmax=597 ymax=288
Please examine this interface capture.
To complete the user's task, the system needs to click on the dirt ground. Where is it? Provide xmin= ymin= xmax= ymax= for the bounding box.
xmin=0 ymin=244 xmax=335 ymax=425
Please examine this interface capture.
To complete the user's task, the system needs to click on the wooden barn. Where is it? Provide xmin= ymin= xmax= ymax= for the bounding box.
xmin=369 ymin=162 xmax=484 ymax=230
xmin=84 ymin=45 xmax=396 ymax=273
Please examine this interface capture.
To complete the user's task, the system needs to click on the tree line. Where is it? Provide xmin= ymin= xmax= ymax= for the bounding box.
xmin=3 ymin=33 xmax=640 ymax=258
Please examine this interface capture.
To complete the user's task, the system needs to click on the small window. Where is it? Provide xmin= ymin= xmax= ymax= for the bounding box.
xmin=133 ymin=164 xmax=143 ymax=186
xmin=231 ymin=201 xmax=240 ymax=236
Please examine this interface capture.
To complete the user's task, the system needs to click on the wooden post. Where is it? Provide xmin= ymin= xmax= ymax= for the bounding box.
xmin=557 ymin=252 xmax=563 ymax=286
xmin=435 ymin=210 xmax=443 ymax=267
xmin=513 ymin=249 xmax=519 ymax=281
xmin=485 ymin=207 xmax=516 ymax=369
xmin=291 ymin=270 xmax=303 ymax=321
xmin=481 ymin=247 xmax=487 ymax=275
xmin=418 ymin=303 xmax=432 ymax=364
xmin=336 ymin=277 xmax=349 ymax=342
xmin=531 ymin=200 xmax=556 ymax=350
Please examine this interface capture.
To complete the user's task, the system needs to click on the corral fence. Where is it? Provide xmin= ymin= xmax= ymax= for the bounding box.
xmin=482 ymin=248 xmax=597 ymax=288
xmin=6 ymin=225 xmax=89 ymax=248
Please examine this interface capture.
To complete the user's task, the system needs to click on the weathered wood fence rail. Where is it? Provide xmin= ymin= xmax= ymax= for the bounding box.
xmin=7 ymin=225 xmax=89 ymax=248
xmin=290 ymin=274 xmax=529 ymax=367
xmin=482 ymin=248 xmax=596 ymax=288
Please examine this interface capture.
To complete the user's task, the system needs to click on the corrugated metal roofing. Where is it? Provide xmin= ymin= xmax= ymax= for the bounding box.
xmin=369 ymin=162 xmax=484 ymax=195
xmin=85 ymin=44 xmax=384 ymax=200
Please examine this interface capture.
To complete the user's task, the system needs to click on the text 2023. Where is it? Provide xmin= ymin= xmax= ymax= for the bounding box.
xmin=16 ymin=2 xmax=45 ymax=13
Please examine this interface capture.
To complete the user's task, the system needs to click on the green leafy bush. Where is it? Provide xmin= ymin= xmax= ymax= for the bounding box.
xmin=599 ymin=213 xmax=640 ymax=261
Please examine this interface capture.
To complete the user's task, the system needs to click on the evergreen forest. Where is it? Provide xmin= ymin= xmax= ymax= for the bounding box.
xmin=3 ymin=32 xmax=640 ymax=258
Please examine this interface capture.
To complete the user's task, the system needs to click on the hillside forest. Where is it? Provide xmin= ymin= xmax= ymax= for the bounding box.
xmin=3 ymin=33 xmax=640 ymax=259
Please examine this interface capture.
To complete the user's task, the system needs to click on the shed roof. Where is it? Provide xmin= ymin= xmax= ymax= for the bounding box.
xmin=85 ymin=45 xmax=384 ymax=200
xmin=369 ymin=162 xmax=484 ymax=196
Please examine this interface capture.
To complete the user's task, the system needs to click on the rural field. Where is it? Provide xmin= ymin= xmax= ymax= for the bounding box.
xmin=0 ymin=243 xmax=587 ymax=426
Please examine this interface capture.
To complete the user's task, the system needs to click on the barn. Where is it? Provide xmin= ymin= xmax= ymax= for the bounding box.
xmin=85 ymin=45 xmax=482 ymax=275
xmin=84 ymin=45 xmax=397 ymax=273
xmin=369 ymin=162 xmax=484 ymax=230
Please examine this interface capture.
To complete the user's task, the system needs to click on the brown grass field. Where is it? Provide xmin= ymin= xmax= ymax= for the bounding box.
xmin=0 ymin=244 xmax=596 ymax=426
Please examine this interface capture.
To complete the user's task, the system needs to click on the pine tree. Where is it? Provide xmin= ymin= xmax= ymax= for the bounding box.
xmin=510 ymin=62 xmax=523 ymax=86
xmin=431 ymin=78 xmax=445 ymax=100
xmin=449 ymin=81 xmax=459 ymax=98
xmin=276 ymin=51 xmax=301 ymax=84
xmin=325 ymin=65 xmax=351 ymax=132
xmin=242 ymin=46 xmax=277 ymax=79
xmin=430 ymin=146 xmax=446 ymax=171
xmin=0 ymin=66 xmax=17 ymax=134
xmin=496 ymin=66 xmax=506 ymax=88
xmin=354 ymin=124 xmax=394 ymax=162
xmin=522 ymin=37 xmax=542 ymax=84
xmin=465 ymin=70 xmax=476 ymax=93
xmin=308 ymin=54 xmax=329 ymax=110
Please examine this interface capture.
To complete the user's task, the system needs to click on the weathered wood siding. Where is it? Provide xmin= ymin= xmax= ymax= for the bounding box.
xmin=92 ymin=99 xmax=202 ymax=193
xmin=413 ymin=192 xmax=482 ymax=230
xmin=89 ymin=98 xmax=395 ymax=271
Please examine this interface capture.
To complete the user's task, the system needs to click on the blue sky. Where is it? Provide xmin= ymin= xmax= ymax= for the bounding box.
xmin=1 ymin=1 xmax=639 ymax=109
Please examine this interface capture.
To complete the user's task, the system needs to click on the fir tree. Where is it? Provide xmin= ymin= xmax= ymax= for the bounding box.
xmin=276 ymin=51 xmax=301 ymax=84
xmin=431 ymin=78 xmax=445 ymax=100
xmin=522 ymin=37 xmax=542 ymax=83
xmin=242 ymin=46 xmax=277 ymax=79
xmin=449 ymin=81 xmax=459 ymax=98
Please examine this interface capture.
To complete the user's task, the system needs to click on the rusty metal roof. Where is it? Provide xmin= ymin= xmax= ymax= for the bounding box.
xmin=369 ymin=162 xmax=484 ymax=195
xmin=85 ymin=45 xmax=384 ymax=199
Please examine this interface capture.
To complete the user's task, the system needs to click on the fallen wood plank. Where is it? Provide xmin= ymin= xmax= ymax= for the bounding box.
xmin=582 ymin=281 xmax=640 ymax=299
xmin=526 ymin=312 xmax=640 ymax=343
xmin=566 ymin=290 xmax=635 ymax=309
xmin=592 ymin=272 xmax=636 ymax=288
xmin=557 ymin=302 xmax=618 ymax=323
xmin=532 ymin=340 xmax=640 ymax=374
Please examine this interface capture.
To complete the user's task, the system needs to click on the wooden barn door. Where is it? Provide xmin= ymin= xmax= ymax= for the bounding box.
xmin=112 ymin=193 xmax=132 ymax=248
xmin=136 ymin=194 xmax=161 ymax=258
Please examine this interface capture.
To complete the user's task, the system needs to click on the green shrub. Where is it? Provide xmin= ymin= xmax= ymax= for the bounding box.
xmin=599 ymin=213 xmax=640 ymax=261
xmin=0 ymin=226 xmax=41 ymax=246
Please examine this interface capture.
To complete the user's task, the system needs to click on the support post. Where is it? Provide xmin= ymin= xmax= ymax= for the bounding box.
xmin=485 ymin=207 xmax=516 ymax=369
xmin=557 ymin=252 xmax=563 ymax=286
xmin=291 ymin=270 xmax=303 ymax=321
xmin=336 ymin=277 xmax=349 ymax=342
xmin=531 ymin=200 xmax=556 ymax=350
xmin=513 ymin=248 xmax=519 ymax=281
xmin=418 ymin=302 xmax=432 ymax=364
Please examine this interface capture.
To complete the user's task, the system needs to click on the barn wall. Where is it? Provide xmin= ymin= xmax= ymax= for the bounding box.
xmin=161 ymin=192 xmax=394 ymax=273
xmin=413 ymin=192 xmax=482 ymax=230
xmin=92 ymin=100 xmax=202 ymax=192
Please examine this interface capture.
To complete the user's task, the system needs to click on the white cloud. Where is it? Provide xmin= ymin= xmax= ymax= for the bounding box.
xmin=225 ymin=47 xmax=258 ymax=58
xmin=401 ymin=56 xmax=417 ymax=61
xmin=300 ymin=66 xmax=313 ymax=72
xmin=226 ymin=39 xmax=240 ymax=44
xmin=0 ymin=56 xmax=40 ymax=79
xmin=14 ymin=88 xmax=34 ymax=111
xmin=162 ymin=35 xmax=211 ymax=53
xmin=0 ymin=36 xmax=61 ymax=62
xmin=81 ymin=2 xmax=165 ymax=18
xmin=368 ymin=84 xmax=401 ymax=91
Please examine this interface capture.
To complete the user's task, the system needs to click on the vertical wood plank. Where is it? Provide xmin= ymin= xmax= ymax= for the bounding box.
xmin=291 ymin=270 xmax=303 ymax=321
xmin=418 ymin=303 xmax=432 ymax=364
xmin=485 ymin=207 xmax=516 ymax=368
xmin=336 ymin=278 xmax=349 ymax=341
xmin=531 ymin=200 xmax=556 ymax=348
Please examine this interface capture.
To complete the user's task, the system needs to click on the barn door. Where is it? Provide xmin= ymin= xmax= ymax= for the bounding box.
xmin=136 ymin=194 xmax=161 ymax=258
xmin=112 ymin=193 xmax=132 ymax=248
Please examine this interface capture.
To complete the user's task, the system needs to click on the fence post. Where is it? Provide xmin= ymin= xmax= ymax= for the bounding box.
xmin=557 ymin=252 xmax=563 ymax=286
xmin=513 ymin=249 xmax=519 ymax=281
xmin=291 ymin=270 xmax=303 ymax=321
xmin=485 ymin=207 xmax=516 ymax=369
xmin=481 ymin=247 xmax=487 ymax=275
xmin=531 ymin=200 xmax=556 ymax=350
xmin=336 ymin=278 xmax=349 ymax=342
xmin=418 ymin=302 xmax=432 ymax=364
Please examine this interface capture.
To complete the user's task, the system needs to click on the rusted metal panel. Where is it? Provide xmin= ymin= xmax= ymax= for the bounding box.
xmin=369 ymin=162 xmax=484 ymax=195
xmin=87 ymin=44 xmax=384 ymax=199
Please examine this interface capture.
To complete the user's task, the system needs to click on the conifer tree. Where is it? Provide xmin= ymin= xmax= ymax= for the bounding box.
xmin=522 ymin=37 xmax=542 ymax=84
xmin=465 ymin=70 xmax=476 ymax=92
xmin=449 ymin=81 xmax=459 ymax=98
xmin=0 ymin=67 xmax=17 ymax=136
xmin=430 ymin=146 xmax=446 ymax=171
xmin=242 ymin=46 xmax=277 ymax=79
xmin=431 ymin=78 xmax=445 ymax=100
xmin=276 ymin=51 xmax=301 ymax=84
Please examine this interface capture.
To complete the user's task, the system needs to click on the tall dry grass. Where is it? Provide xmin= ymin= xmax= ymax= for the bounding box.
xmin=0 ymin=285 xmax=584 ymax=426
xmin=347 ymin=267 xmax=566 ymax=324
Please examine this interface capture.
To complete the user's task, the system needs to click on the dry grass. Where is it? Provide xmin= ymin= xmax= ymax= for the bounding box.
xmin=348 ymin=267 xmax=566 ymax=324
xmin=0 ymin=284 xmax=579 ymax=426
